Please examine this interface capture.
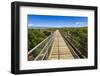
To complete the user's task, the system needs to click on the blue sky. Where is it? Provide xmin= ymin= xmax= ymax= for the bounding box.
xmin=28 ymin=14 xmax=88 ymax=28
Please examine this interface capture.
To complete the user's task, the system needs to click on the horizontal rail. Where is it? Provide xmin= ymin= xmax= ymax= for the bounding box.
xmin=41 ymin=38 xmax=54 ymax=60
xmin=66 ymin=35 xmax=87 ymax=52
xmin=62 ymin=36 xmax=80 ymax=58
xmin=28 ymin=35 xmax=51 ymax=55
xmin=28 ymin=33 xmax=54 ymax=60
xmin=67 ymin=38 xmax=86 ymax=58
xmin=60 ymin=31 xmax=86 ymax=58
xmin=34 ymin=36 xmax=54 ymax=60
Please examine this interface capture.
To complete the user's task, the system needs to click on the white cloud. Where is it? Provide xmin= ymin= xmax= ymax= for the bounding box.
xmin=28 ymin=24 xmax=34 ymax=27
xmin=76 ymin=22 xmax=80 ymax=25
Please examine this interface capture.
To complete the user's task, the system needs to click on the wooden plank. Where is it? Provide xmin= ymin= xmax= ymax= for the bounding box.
xmin=48 ymin=30 xmax=74 ymax=60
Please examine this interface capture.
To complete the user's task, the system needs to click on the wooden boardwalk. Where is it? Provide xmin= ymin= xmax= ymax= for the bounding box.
xmin=48 ymin=30 xmax=74 ymax=60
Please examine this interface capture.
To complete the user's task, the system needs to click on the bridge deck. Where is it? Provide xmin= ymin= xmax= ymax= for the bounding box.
xmin=48 ymin=30 xmax=74 ymax=60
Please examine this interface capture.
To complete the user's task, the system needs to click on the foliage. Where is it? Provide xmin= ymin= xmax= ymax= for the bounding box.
xmin=28 ymin=29 xmax=51 ymax=51
xmin=61 ymin=27 xmax=88 ymax=57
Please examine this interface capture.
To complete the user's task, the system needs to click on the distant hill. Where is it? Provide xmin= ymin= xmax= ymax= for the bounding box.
xmin=28 ymin=26 xmax=88 ymax=29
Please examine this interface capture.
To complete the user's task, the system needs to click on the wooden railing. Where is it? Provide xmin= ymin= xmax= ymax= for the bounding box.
xmin=28 ymin=33 xmax=54 ymax=61
xmin=60 ymin=31 xmax=86 ymax=58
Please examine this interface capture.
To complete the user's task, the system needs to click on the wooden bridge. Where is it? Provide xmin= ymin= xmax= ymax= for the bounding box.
xmin=48 ymin=30 xmax=74 ymax=60
xmin=28 ymin=30 xmax=86 ymax=61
